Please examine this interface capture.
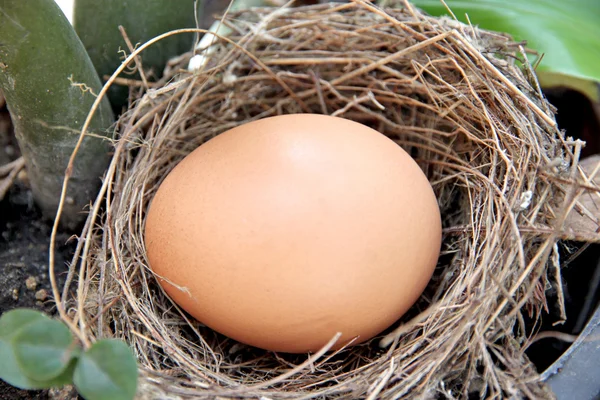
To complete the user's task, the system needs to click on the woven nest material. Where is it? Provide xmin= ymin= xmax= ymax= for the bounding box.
xmin=59 ymin=1 xmax=594 ymax=398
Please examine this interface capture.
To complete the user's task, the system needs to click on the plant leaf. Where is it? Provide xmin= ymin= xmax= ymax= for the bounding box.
xmin=0 ymin=0 xmax=115 ymax=228
xmin=0 ymin=339 xmax=42 ymax=389
xmin=73 ymin=0 xmax=201 ymax=111
xmin=0 ymin=309 xmax=59 ymax=389
xmin=12 ymin=318 xmax=77 ymax=381
xmin=0 ymin=309 xmax=49 ymax=339
xmin=73 ymin=339 xmax=138 ymax=400
xmin=409 ymin=0 xmax=600 ymax=99
xmin=0 ymin=339 xmax=75 ymax=390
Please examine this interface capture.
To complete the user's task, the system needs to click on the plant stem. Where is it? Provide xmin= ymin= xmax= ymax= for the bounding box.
xmin=0 ymin=0 xmax=115 ymax=229
xmin=73 ymin=0 xmax=201 ymax=112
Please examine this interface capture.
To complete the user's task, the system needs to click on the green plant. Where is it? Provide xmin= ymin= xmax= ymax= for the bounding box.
xmin=0 ymin=309 xmax=138 ymax=400
xmin=0 ymin=0 xmax=115 ymax=229
xmin=405 ymin=0 xmax=600 ymax=101
xmin=0 ymin=0 xmax=203 ymax=228
xmin=74 ymin=0 xmax=201 ymax=112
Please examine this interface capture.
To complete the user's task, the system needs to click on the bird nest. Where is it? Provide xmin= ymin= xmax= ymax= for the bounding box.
xmin=57 ymin=1 xmax=595 ymax=398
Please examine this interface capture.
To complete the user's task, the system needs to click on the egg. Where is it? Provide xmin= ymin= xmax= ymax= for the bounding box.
xmin=144 ymin=114 xmax=442 ymax=353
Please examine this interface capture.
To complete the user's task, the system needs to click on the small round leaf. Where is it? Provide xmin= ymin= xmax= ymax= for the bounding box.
xmin=12 ymin=318 xmax=77 ymax=381
xmin=0 ymin=309 xmax=49 ymax=339
xmin=0 ymin=339 xmax=74 ymax=390
xmin=73 ymin=339 xmax=138 ymax=400
xmin=0 ymin=339 xmax=39 ymax=389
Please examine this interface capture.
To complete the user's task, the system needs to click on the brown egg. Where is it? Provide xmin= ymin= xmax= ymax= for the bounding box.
xmin=144 ymin=114 xmax=441 ymax=353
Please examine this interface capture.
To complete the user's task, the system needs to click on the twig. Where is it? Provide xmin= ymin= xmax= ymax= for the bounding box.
xmin=119 ymin=26 xmax=150 ymax=90
xmin=528 ymin=331 xmax=579 ymax=345
xmin=0 ymin=157 xmax=25 ymax=201
xmin=0 ymin=157 xmax=25 ymax=176
xmin=551 ymin=243 xmax=567 ymax=325
xmin=104 ymin=76 xmax=161 ymax=89
xmin=331 ymin=31 xmax=452 ymax=86
xmin=366 ymin=359 xmax=395 ymax=400
xmin=451 ymin=33 xmax=557 ymax=127
xmin=246 ymin=332 xmax=342 ymax=390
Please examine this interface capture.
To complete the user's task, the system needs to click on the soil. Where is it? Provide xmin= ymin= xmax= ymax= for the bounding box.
xmin=0 ymin=182 xmax=73 ymax=317
xmin=0 ymin=105 xmax=77 ymax=399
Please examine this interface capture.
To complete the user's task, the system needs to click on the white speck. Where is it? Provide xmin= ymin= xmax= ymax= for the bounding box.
xmin=222 ymin=62 xmax=241 ymax=84
xmin=187 ymin=26 xmax=223 ymax=72
xmin=188 ymin=54 xmax=207 ymax=72
xmin=518 ymin=190 xmax=533 ymax=210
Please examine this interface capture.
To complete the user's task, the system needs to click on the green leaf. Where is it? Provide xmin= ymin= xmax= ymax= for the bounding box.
xmin=409 ymin=0 xmax=600 ymax=100
xmin=73 ymin=339 xmax=138 ymax=400
xmin=12 ymin=318 xmax=78 ymax=381
xmin=0 ymin=310 xmax=49 ymax=388
xmin=73 ymin=0 xmax=201 ymax=112
xmin=0 ymin=339 xmax=74 ymax=390
xmin=0 ymin=0 xmax=115 ymax=229
xmin=0 ymin=310 xmax=76 ymax=389
xmin=0 ymin=309 xmax=49 ymax=339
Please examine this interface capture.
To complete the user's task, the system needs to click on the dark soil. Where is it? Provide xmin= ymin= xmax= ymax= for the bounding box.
xmin=0 ymin=181 xmax=73 ymax=317
xmin=0 ymin=105 xmax=77 ymax=399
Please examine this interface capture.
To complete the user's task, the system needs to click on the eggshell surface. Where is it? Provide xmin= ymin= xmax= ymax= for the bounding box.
xmin=144 ymin=114 xmax=442 ymax=353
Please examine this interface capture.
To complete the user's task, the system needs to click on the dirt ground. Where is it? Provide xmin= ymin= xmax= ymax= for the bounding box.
xmin=0 ymin=98 xmax=80 ymax=399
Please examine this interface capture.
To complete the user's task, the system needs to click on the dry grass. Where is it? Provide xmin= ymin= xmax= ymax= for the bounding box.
xmin=55 ymin=1 xmax=600 ymax=398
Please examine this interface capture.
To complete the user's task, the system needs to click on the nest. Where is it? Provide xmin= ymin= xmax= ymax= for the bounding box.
xmin=58 ymin=1 xmax=593 ymax=398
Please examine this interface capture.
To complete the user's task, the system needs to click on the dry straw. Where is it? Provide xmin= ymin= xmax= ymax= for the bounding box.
xmin=55 ymin=0 xmax=600 ymax=398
